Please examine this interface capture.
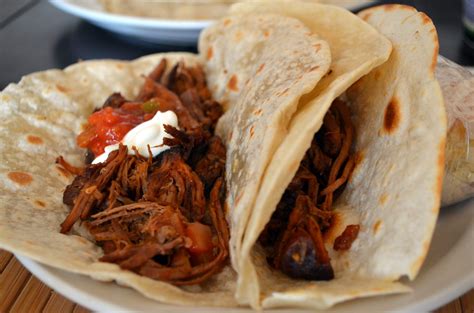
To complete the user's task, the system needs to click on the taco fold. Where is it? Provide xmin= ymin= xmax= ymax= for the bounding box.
xmin=200 ymin=2 xmax=447 ymax=309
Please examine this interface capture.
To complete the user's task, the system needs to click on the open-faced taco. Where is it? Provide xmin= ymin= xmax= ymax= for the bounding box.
xmin=0 ymin=53 xmax=240 ymax=306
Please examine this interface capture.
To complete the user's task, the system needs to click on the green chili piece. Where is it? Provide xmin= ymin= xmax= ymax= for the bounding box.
xmin=142 ymin=100 xmax=159 ymax=113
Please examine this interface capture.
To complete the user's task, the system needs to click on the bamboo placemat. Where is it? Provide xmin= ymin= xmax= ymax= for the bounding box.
xmin=0 ymin=249 xmax=472 ymax=312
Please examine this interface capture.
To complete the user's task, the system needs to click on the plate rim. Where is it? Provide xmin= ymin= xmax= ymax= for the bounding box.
xmin=49 ymin=0 xmax=214 ymax=29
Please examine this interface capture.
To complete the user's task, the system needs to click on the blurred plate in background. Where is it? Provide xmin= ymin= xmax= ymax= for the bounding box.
xmin=49 ymin=0 xmax=213 ymax=46
xmin=49 ymin=0 xmax=375 ymax=46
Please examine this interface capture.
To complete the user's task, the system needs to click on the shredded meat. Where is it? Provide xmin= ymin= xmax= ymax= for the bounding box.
xmin=58 ymin=61 xmax=228 ymax=286
xmin=259 ymin=99 xmax=358 ymax=281
xmin=333 ymin=224 xmax=360 ymax=251
xmin=102 ymin=92 xmax=127 ymax=109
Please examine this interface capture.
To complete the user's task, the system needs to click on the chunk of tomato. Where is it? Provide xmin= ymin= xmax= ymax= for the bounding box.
xmin=76 ymin=105 xmax=146 ymax=156
xmin=185 ymin=222 xmax=214 ymax=256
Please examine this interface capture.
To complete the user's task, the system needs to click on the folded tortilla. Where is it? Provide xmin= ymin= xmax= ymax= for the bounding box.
xmin=436 ymin=56 xmax=474 ymax=206
xmin=201 ymin=3 xmax=446 ymax=309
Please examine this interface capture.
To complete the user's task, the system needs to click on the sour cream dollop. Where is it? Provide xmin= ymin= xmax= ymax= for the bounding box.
xmin=92 ymin=110 xmax=179 ymax=164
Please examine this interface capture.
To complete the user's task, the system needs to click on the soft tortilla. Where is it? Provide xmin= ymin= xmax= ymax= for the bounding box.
xmin=210 ymin=3 xmax=391 ymax=307
xmin=199 ymin=13 xmax=332 ymax=271
xmin=0 ymin=53 xmax=239 ymax=306
xmin=205 ymin=3 xmax=445 ymax=309
xmin=436 ymin=56 xmax=474 ymax=206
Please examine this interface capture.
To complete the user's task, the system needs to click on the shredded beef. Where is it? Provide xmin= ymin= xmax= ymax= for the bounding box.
xmin=259 ymin=99 xmax=359 ymax=281
xmin=58 ymin=61 xmax=228 ymax=285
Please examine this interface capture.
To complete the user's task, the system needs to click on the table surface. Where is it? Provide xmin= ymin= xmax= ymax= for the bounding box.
xmin=0 ymin=0 xmax=473 ymax=312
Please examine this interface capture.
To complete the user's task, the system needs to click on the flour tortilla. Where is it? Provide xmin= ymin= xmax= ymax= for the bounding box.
xmin=436 ymin=56 xmax=474 ymax=206
xmin=199 ymin=7 xmax=390 ymax=307
xmin=0 ymin=53 xmax=240 ymax=306
xmin=203 ymin=3 xmax=445 ymax=309
xmin=199 ymin=13 xmax=332 ymax=271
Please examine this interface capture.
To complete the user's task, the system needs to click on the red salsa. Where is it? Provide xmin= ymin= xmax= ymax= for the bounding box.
xmin=76 ymin=101 xmax=158 ymax=156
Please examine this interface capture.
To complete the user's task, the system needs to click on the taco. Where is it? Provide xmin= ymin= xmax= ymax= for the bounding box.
xmin=0 ymin=53 xmax=240 ymax=306
xmin=200 ymin=2 xmax=446 ymax=309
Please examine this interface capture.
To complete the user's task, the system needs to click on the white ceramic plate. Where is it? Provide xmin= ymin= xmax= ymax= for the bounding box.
xmin=49 ymin=0 xmax=213 ymax=46
xmin=17 ymin=198 xmax=474 ymax=312
xmin=49 ymin=0 xmax=375 ymax=46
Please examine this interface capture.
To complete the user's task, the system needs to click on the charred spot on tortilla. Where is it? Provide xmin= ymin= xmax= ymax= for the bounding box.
xmin=8 ymin=171 xmax=33 ymax=186
xmin=259 ymin=99 xmax=358 ymax=281
xmin=420 ymin=12 xmax=433 ymax=25
xmin=249 ymin=125 xmax=255 ymax=138
xmin=234 ymin=30 xmax=244 ymax=42
xmin=253 ymin=108 xmax=263 ymax=116
xmin=360 ymin=11 xmax=372 ymax=21
xmin=350 ymin=150 xmax=365 ymax=181
xmin=227 ymin=74 xmax=238 ymax=92
xmin=27 ymin=135 xmax=43 ymax=145
xmin=383 ymin=96 xmax=401 ymax=133
xmin=382 ymin=4 xmax=400 ymax=11
xmin=223 ymin=18 xmax=231 ymax=27
xmin=431 ymin=38 xmax=440 ymax=75
xmin=435 ymin=139 xmax=446 ymax=200
xmin=206 ymin=46 xmax=213 ymax=60
xmin=55 ymin=84 xmax=68 ymax=93
xmin=34 ymin=200 xmax=46 ymax=208
xmin=373 ymin=220 xmax=383 ymax=234
xmin=56 ymin=60 xmax=229 ymax=286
